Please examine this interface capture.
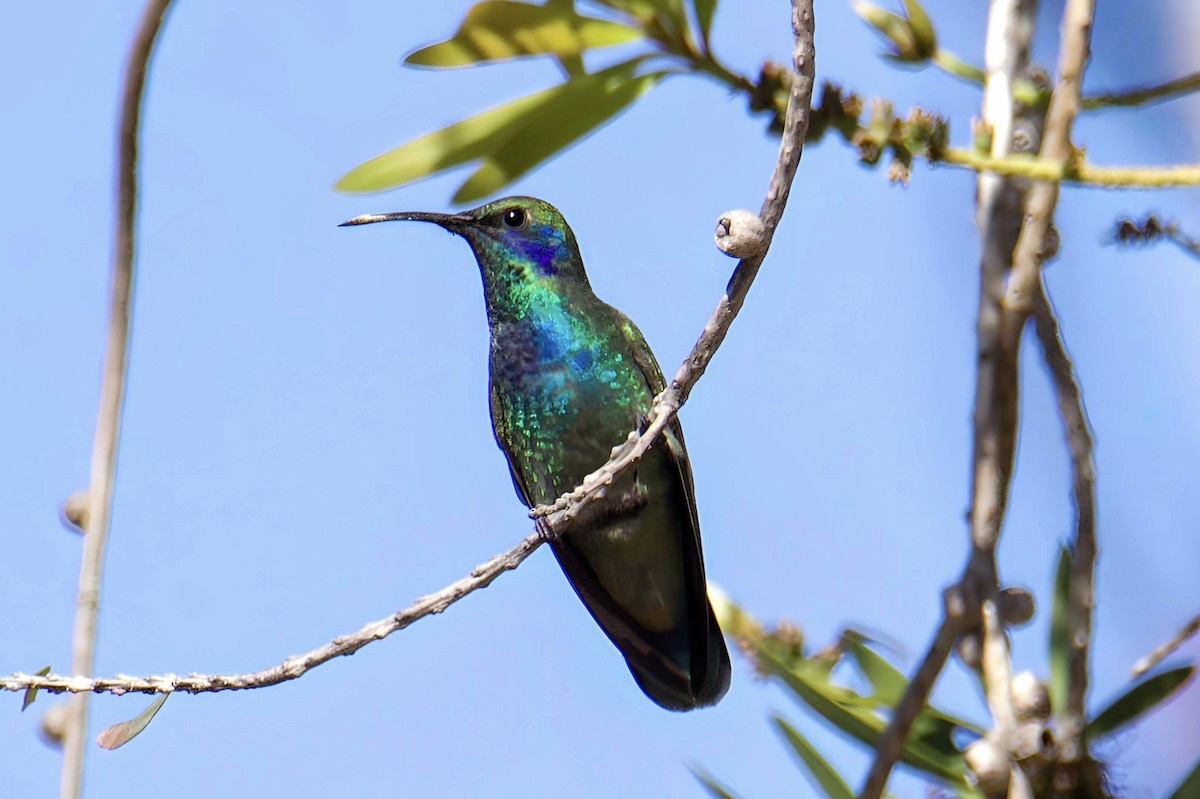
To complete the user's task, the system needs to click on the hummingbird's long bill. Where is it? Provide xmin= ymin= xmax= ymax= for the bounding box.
xmin=338 ymin=211 xmax=474 ymax=228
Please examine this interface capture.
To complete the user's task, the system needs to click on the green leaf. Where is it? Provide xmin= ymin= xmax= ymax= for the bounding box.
xmin=1167 ymin=756 xmax=1200 ymax=799
xmin=842 ymin=630 xmax=907 ymax=705
xmin=556 ymin=52 xmax=586 ymax=79
xmin=900 ymin=0 xmax=936 ymax=55
xmin=842 ymin=631 xmax=985 ymax=734
xmin=756 ymin=646 xmax=970 ymax=786
xmin=1049 ymin=545 xmax=1071 ymax=717
xmin=689 ymin=766 xmax=744 ymax=799
xmin=21 ymin=666 xmax=51 ymax=712
xmin=591 ymin=0 xmax=659 ymax=22
xmin=692 ymin=0 xmax=717 ymax=46
xmin=1086 ymin=665 xmax=1195 ymax=741
xmin=337 ymin=87 xmax=550 ymax=192
xmin=95 ymin=693 xmax=169 ymax=750
xmin=453 ymin=67 xmax=664 ymax=201
xmin=337 ymin=60 xmax=661 ymax=197
xmin=773 ymin=716 xmax=854 ymax=799
xmin=406 ymin=1 xmax=642 ymax=67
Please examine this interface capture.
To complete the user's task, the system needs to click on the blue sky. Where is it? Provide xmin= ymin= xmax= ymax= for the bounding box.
xmin=3 ymin=1 xmax=1198 ymax=797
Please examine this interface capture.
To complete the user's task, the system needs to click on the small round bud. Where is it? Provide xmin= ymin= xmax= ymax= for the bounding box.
xmin=40 ymin=703 xmax=70 ymax=748
xmin=999 ymin=587 xmax=1035 ymax=626
xmin=714 ymin=210 xmax=767 ymax=259
xmin=965 ymin=738 xmax=1010 ymax=792
xmin=1011 ymin=671 xmax=1051 ymax=721
xmin=61 ymin=490 xmax=90 ymax=534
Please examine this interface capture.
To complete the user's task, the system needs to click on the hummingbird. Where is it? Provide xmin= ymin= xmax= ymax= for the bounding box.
xmin=340 ymin=196 xmax=730 ymax=710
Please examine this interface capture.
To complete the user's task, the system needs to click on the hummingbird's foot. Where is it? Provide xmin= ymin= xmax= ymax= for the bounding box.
xmin=535 ymin=516 xmax=560 ymax=542
xmin=635 ymin=411 xmax=651 ymax=435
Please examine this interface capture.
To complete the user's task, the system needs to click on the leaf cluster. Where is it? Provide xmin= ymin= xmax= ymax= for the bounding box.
xmin=702 ymin=549 xmax=1197 ymax=799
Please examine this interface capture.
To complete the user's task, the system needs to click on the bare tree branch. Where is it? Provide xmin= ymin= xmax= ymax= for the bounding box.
xmin=5 ymin=0 xmax=818 ymax=712
xmin=58 ymin=0 xmax=174 ymax=795
xmin=979 ymin=600 xmax=1025 ymax=794
xmin=1131 ymin=612 xmax=1200 ymax=678
xmin=858 ymin=2 xmax=1038 ymax=795
xmin=857 ymin=607 xmax=961 ymax=798
xmin=1004 ymin=0 xmax=1097 ymax=779
xmin=532 ymin=0 xmax=816 ymax=528
xmin=5 ymin=534 xmax=542 ymax=697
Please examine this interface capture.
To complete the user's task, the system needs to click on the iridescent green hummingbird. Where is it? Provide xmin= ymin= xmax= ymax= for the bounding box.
xmin=340 ymin=196 xmax=730 ymax=710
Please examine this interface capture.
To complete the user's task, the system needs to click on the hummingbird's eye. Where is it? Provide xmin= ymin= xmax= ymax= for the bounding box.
xmin=502 ymin=208 xmax=527 ymax=228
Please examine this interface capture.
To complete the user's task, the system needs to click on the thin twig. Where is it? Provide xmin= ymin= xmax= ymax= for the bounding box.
xmin=970 ymin=0 xmax=1037 ymax=564
xmin=59 ymin=0 xmax=173 ymax=796
xmin=6 ymin=534 xmax=542 ymax=697
xmin=1031 ymin=284 xmax=1097 ymax=750
xmin=1131 ymin=612 xmax=1200 ymax=679
xmin=981 ymin=600 xmax=1016 ymax=732
xmin=1004 ymin=0 xmax=1097 ymax=775
xmin=531 ymin=0 xmax=815 ymax=527
xmin=858 ymin=3 xmax=1038 ymax=795
xmin=979 ymin=600 xmax=1020 ymax=790
xmin=927 ymin=46 xmax=1199 ymax=112
xmin=857 ymin=611 xmax=960 ymax=798
xmin=1082 ymin=69 xmax=1200 ymax=109
xmin=937 ymin=150 xmax=1200 ymax=188
xmin=5 ymin=0 xmax=819 ymax=711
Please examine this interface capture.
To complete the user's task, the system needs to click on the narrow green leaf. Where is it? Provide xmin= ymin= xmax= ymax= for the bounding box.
xmin=842 ymin=631 xmax=907 ymax=705
xmin=453 ymin=68 xmax=664 ymax=201
xmin=21 ymin=666 xmax=51 ymax=712
xmin=853 ymin=4 xmax=911 ymax=49
xmin=842 ymin=631 xmax=984 ymax=734
xmin=1049 ymin=545 xmax=1071 ymax=717
xmin=1167 ymin=755 xmax=1200 ymax=799
xmin=756 ymin=646 xmax=969 ymax=785
xmin=689 ymin=766 xmax=744 ymax=799
xmin=556 ymin=52 xmax=586 ymax=79
xmin=337 ymin=60 xmax=657 ymax=196
xmin=773 ymin=716 xmax=854 ymax=799
xmin=591 ymin=0 xmax=659 ymax=22
xmin=662 ymin=0 xmax=689 ymax=28
xmin=406 ymin=0 xmax=642 ymax=67
xmin=692 ymin=0 xmax=717 ymax=46
xmin=900 ymin=0 xmax=936 ymax=54
xmin=96 ymin=693 xmax=169 ymax=750
xmin=337 ymin=88 xmax=550 ymax=192
xmin=1086 ymin=665 xmax=1195 ymax=741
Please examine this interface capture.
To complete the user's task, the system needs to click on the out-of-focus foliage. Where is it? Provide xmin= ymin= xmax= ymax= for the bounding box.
xmin=705 ymin=580 xmax=1196 ymax=799
xmin=337 ymin=0 xmax=734 ymax=202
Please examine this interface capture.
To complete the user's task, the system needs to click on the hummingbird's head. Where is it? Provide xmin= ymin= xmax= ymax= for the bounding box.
xmin=340 ymin=196 xmax=586 ymax=283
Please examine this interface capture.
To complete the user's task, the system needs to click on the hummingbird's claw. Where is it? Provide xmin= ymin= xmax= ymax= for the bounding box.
xmin=535 ymin=516 xmax=560 ymax=542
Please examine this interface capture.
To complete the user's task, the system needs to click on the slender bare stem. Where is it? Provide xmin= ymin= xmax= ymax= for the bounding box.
xmin=857 ymin=612 xmax=960 ymax=798
xmin=1004 ymin=0 xmax=1097 ymax=776
xmin=1031 ymin=285 xmax=1097 ymax=750
xmin=981 ymin=601 xmax=1016 ymax=732
xmin=858 ymin=2 xmax=1038 ymax=795
xmin=59 ymin=0 xmax=173 ymax=795
xmin=6 ymin=534 xmax=543 ymax=697
xmin=531 ymin=0 xmax=815 ymax=527
xmin=1083 ymin=69 xmax=1200 ymax=109
xmin=5 ymin=0 xmax=818 ymax=717
xmin=938 ymin=150 xmax=1200 ymax=188
xmin=979 ymin=600 xmax=1022 ymax=792
xmin=1131 ymin=613 xmax=1200 ymax=678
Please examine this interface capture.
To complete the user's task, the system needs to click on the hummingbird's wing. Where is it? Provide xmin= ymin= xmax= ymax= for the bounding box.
xmin=615 ymin=321 xmax=731 ymax=709
xmin=486 ymin=318 xmax=730 ymax=710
